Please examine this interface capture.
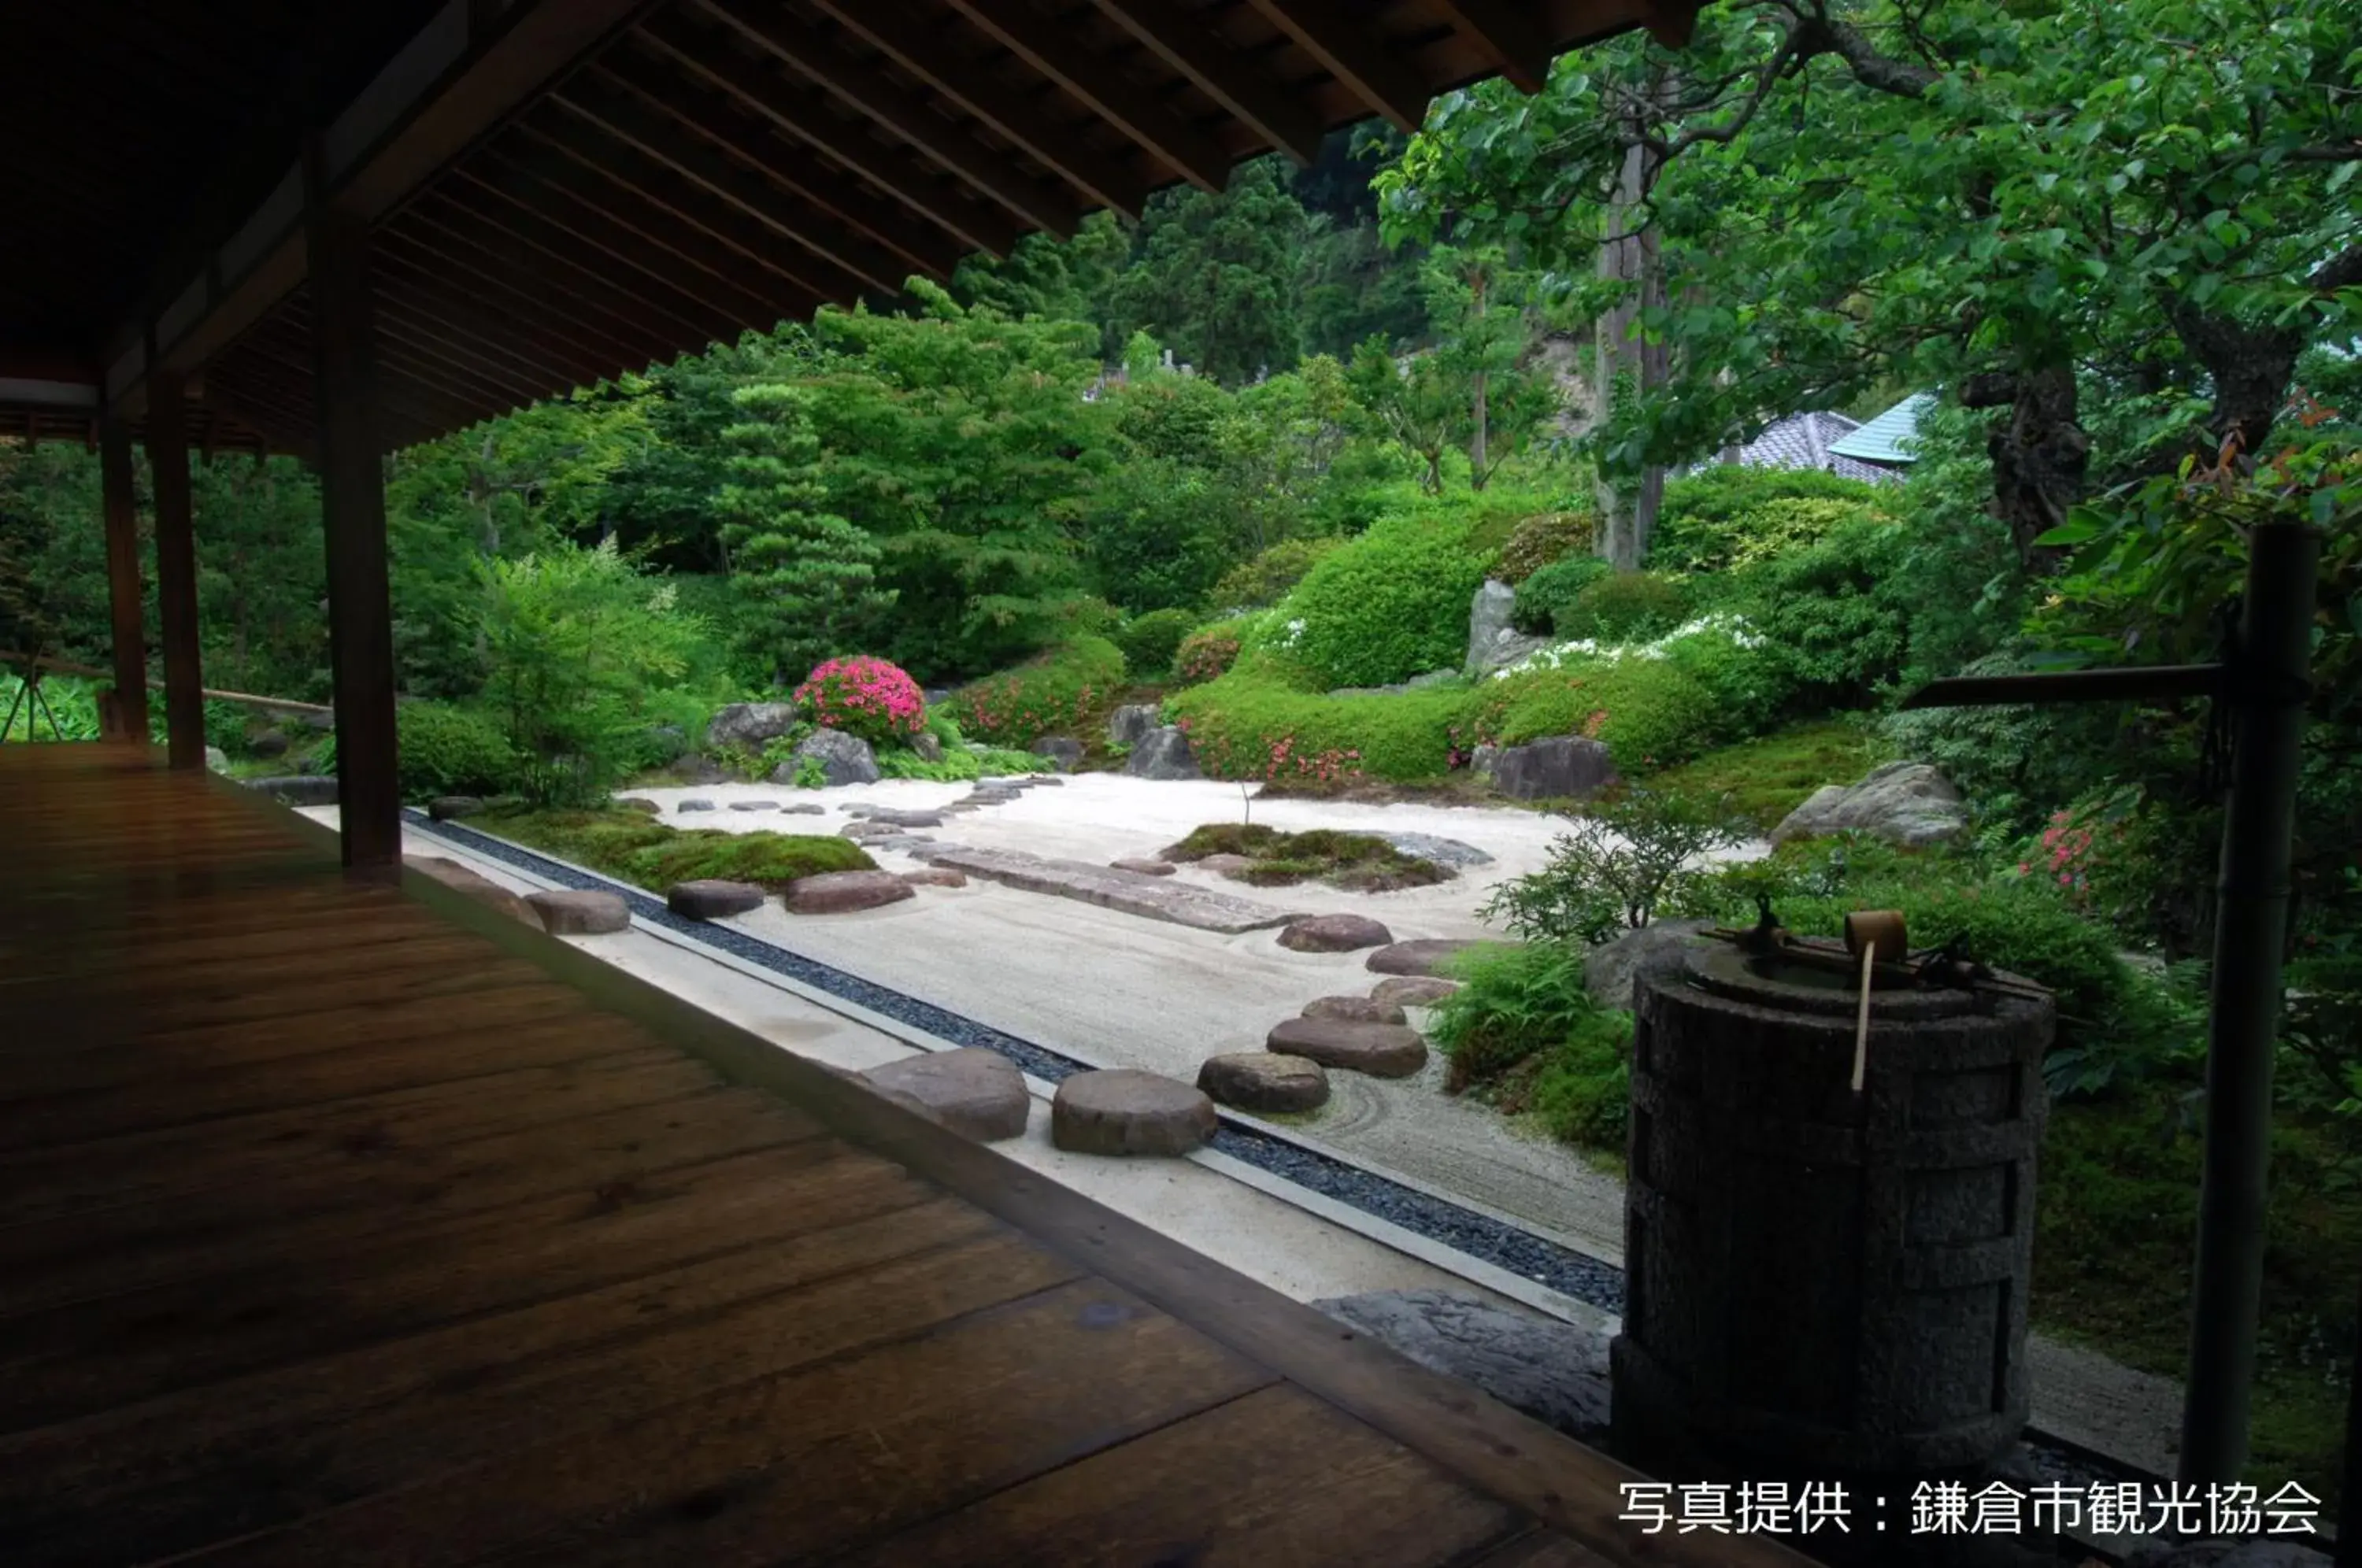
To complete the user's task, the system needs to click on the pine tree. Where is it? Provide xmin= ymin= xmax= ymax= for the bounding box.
xmin=713 ymin=382 xmax=890 ymax=685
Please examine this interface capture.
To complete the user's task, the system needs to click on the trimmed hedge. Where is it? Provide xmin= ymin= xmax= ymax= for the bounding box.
xmin=945 ymin=636 xmax=1126 ymax=746
xmin=1166 ymin=666 xmax=1462 ymax=782
xmin=1268 ymin=516 xmax=1490 ymax=689
xmin=396 ymin=702 xmax=522 ymax=800
xmin=1174 ymin=615 xmax=1258 ymax=686
xmin=1461 ymin=660 xmax=1721 ymax=771
xmin=1113 ymin=608 xmax=1197 ymax=679
xmin=1652 ymin=466 xmax=1894 ymax=574
xmin=1512 ymin=557 xmax=1611 ymax=634
xmin=1494 ymin=512 xmax=1595 ymax=583
xmin=1557 ymin=570 xmax=1690 ymax=641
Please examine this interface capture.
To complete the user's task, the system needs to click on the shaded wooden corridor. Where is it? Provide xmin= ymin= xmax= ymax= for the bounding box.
xmin=0 ymin=744 xmax=1805 ymax=1567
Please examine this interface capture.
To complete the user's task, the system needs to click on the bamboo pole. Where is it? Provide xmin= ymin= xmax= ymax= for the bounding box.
xmin=0 ymin=649 xmax=332 ymax=716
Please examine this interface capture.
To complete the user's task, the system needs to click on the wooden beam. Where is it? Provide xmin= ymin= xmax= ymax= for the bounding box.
xmin=798 ymin=0 xmax=1150 ymax=219
xmin=1241 ymin=0 xmax=1433 ymax=133
xmin=1087 ymin=0 xmax=1324 ymax=163
xmin=374 ymin=227 xmax=664 ymax=382
xmin=144 ymin=370 xmax=205 ymax=771
xmin=97 ymin=412 xmax=150 ymax=744
xmin=305 ymin=170 xmax=402 ymax=872
xmin=1426 ymin=0 xmax=1557 ymax=94
xmin=944 ymin=0 xmax=1231 ymax=192
xmin=680 ymin=0 xmax=1083 ymax=236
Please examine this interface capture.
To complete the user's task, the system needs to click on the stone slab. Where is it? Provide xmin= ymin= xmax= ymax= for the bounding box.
xmin=525 ymin=888 xmax=632 ymax=935
xmin=1303 ymin=995 xmax=1408 ymax=1026
xmin=784 ymin=870 xmax=916 ymax=915
xmin=1197 ymin=1052 xmax=1330 ymax=1115
xmin=1050 ymin=1068 xmax=1216 ymax=1156
xmin=1278 ymin=912 xmax=1394 ymax=952
xmin=666 ymin=878 xmax=765 ymax=919
xmin=861 ymin=1048 xmax=1028 ymax=1141
xmin=904 ymin=845 xmax=1301 ymax=934
xmin=1264 ymin=1015 xmax=1428 ymax=1078
xmin=1311 ymin=1290 xmax=1610 ymax=1442
xmin=1364 ymin=938 xmax=1508 ymax=977
xmin=1371 ymin=975 xmax=1461 ymax=1008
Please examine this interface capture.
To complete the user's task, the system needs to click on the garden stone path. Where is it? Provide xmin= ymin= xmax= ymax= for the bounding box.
xmin=905 ymin=844 xmax=1305 ymax=934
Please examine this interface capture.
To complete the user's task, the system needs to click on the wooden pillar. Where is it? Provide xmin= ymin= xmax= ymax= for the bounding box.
xmin=306 ymin=159 xmax=402 ymax=870
xmin=146 ymin=370 xmax=205 ymax=769
xmin=98 ymin=413 xmax=149 ymax=742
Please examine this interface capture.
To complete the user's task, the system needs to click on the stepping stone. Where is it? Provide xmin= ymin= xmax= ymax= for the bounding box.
xmin=1051 ymin=1069 xmax=1216 ymax=1156
xmin=1304 ymin=995 xmax=1407 ymax=1026
xmin=526 ymin=888 xmax=632 ymax=935
xmin=839 ymin=821 xmax=898 ymax=840
xmin=900 ymin=867 xmax=968 ymax=889
xmin=1197 ymin=1052 xmax=1330 ymax=1115
xmin=780 ymin=803 xmax=825 ymax=815
xmin=728 ymin=800 xmax=779 ymax=812
xmin=1027 ymin=776 xmax=1064 ymax=787
xmin=427 ymin=795 xmax=483 ymax=822
xmin=784 ymin=870 xmax=916 ymax=915
xmin=866 ymin=808 xmax=946 ymax=828
xmin=666 ymin=879 xmax=765 ymax=919
xmin=861 ymin=1048 xmax=1029 ymax=1141
xmin=615 ymin=797 xmax=662 ymax=815
xmin=1365 ymin=938 xmax=1504 ymax=977
xmin=676 ymin=798 xmax=716 ymax=813
xmin=906 ymin=845 xmax=1300 ymax=934
xmin=411 ymin=856 xmax=544 ymax=932
xmin=1110 ymin=858 xmax=1175 ymax=877
xmin=1265 ymin=1016 xmax=1428 ymax=1078
xmin=866 ymin=834 xmax=935 ymax=853
xmin=1278 ymin=912 xmax=1394 ymax=953
xmin=1196 ymin=852 xmax=1254 ymax=875
xmin=1372 ymin=975 xmax=1461 ymax=1008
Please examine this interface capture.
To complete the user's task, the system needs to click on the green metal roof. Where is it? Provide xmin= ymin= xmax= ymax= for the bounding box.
xmin=1827 ymin=393 xmax=1934 ymax=464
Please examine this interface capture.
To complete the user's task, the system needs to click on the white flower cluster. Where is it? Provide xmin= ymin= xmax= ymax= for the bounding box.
xmin=1275 ymin=616 xmax=1309 ymax=648
xmin=1492 ymin=612 xmax=1765 ymax=679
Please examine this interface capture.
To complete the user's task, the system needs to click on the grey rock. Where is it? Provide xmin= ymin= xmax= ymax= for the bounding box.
xmin=1464 ymin=579 xmax=1553 ymax=676
xmin=1123 ymin=725 xmax=1200 ymax=781
xmin=780 ymin=803 xmax=826 ymax=815
xmin=1277 ymin=912 xmax=1394 ymax=953
xmin=1196 ymin=852 xmax=1255 ymax=876
xmin=1031 ymin=735 xmax=1084 ymax=771
xmin=411 ymin=856 xmax=544 ymax=932
xmin=1772 ymin=759 xmax=1970 ymax=849
xmin=1583 ymin=919 xmax=1715 ymax=1010
xmin=728 ymin=800 xmax=778 ymax=812
xmin=776 ymin=726 xmax=879 ymax=788
xmin=865 ymin=808 xmax=945 ymax=829
xmin=247 ymin=728 xmax=288 ymax=758
xmin=676 ymin=798 xmax=716 ymax=813
xmin=705 ymin=701 xmax=802 ymax=750
xmin=2127 ymin=1544 xmax=2333 ymax=1568
xmin=298 ymin=708 xmax=336 ymax=732
xmin=866 ymin=834 xmax=936 ymax=853
xmin=245 ymin=775 xmax=339 ymax=807
xmin=427 ymin=795 xmax=484 ymax=822
xmin=784 ymin=870 xmax=916 ymax=915
xmin=1264 ymin=1015 xmax=1428 ymax=1078
xmin=1365 ymin=938 xmax=1507 ymax=977
xmin=1379 ymin=832 xmax=1492 ymax=868
xmin=910 ymin=732 xmax=943 ymax=764
xmin=1108 ymin=703 xmax=1160 ymax=748
xmin=526 ymin=888 xmax=632 ymax=935
xmin=615 ymin=797 xmax=662 ymax=815
xmin=1197 ymin=1052 xmax=1330 ymax=1114
xmin=1310 ymin=1290 xmax=1610 ymax=1442
xmin=922 ymin=687 xmax=953 ymax=707
xmin=862 ymin=1048 xmax=1029 ymax=1142
xmin=1110 ymin=857 xmax=1175 ymax=877
xmin=1051 ymin=1069 xmax=1217 ymax=1156
xmin=205 ymin=745 xmax=230 ymax=774
xmin=1491 ymin=735 xmax=1619 ymax=801
xmin=665 ymin=879 xmax=765 ymax=919
xmin=641 ymin=723 xmax=690 ymax=763
xmin=1026 ymin=775 xmax=1064 ymax=787
xmin=1468 ymin=742 xmax=1501 ymax=778
xmin=899 ymin=867 xmax=968 ymax=888
xmin=1304 ymin=995 xmax=1408 ymax=1026
xmin=669 ymin=754 xmax=727 ymax=786
xmin=1372 ymin=975 xmax=1461 ymax=1008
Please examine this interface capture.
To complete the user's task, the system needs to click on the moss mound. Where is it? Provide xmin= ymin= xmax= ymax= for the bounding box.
xmin=479 ymin=808 xmax=874 ymax=893
xmin=1161 ymin=823 xmax=1451 ymax=892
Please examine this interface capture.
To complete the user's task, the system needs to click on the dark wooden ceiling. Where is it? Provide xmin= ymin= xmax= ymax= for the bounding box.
xmin=1 ymin=0 xmax=1691 ymax=457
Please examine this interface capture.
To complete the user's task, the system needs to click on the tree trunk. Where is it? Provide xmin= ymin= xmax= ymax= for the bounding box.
xmin=1963 ymin=364 xmax=2089 ymax=572
xmin=1594 ymin=139 xmax=1668 ymax=571
xmin=1469 ymin=268 xmax=1490 ymax=490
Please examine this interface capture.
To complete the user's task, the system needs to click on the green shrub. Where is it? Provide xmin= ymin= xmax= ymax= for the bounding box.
xmin=0 ymin=674 xmax=102 ymax=742
xmin=1495 ymin=512 xmax=1595 ymax=583
xmin=877 ymin=747 xmax=983 ymax=782
xmin=1113 ymin=608 xmax=1197 ymax=680
xmin=1512 ymin=557 xmax=1611 ymax=634
xmin=481 ymin=807 xmax=874 ymax=892
xmin=946 ymin=636 xmax=1126 ymax=745
xmin=1461 ymin=659 xmax=1720 ymax=770
xmin=395 ymin=702 xmax=521 ymax=800
xmin=1653 ymin=466 xmax=1894 ymax=574
xmin=1557 ymin=570 xmax=1690 ymax=641
xmin=1174 ymin=616 xmax=1258 ymax=686
xmin=1718 ymin=514 xmax=1909 ymax=707
xmin=1272 ymin=516 xmax=1490 ymax=689
xmin=1479 ymin=789 xmax=1744 ymax=943
xmin=1167 ymin=666 xmax=1463 ymax=782
xmin=1209 ymin=538 xmax=1346 ymax=610
xmin=1428 ymin=942 xmax=1635 ymax=1149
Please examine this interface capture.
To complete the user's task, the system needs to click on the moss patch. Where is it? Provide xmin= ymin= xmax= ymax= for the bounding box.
xmin=1161 ymin=823 xmax=1452 ymax=892
xmin=1643 ymin=717 xmax=1894 ymax=829
xmin=478 ymin=808 xmax=874 ymax=893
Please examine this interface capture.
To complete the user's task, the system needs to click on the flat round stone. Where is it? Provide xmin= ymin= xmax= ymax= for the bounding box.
xmin=410 ymin=856 xmax=543 ymax=932
xmin=784 ymin=871 xmax=916 ymax=915
xmin=1278 ymin=912 xmax=1394 ymax=952
xmin=525 ymin=888 xmax=631 ymax=935
xmin=1303 ymin=995 xmax=1407 ymax=1026
xmin=1051 ymin=1069 xmax=1217 ymax=1156
xmin=666 ymin=878 xmax=765 ymax=919
xmin=862 ymin=1048 xmax=1028 ymax=1141
xmin=1372 ymin=975 xmax=1461 ymax=1008
xmin=1264 ymin=1015 xmax=1429 ymax=1078
xmin=1110 ymin=858 xmax=1175 ymax=876
xmin=899 ymin=867 xmax=968 ymax=888
xmin=1364 ymin=938 xmax=1507 ymax=976
xmin=1197 ymin=1052 xmax=1330 ymax=1114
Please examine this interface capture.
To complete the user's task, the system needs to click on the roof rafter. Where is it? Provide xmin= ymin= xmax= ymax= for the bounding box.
xmin=1240 ymin=0 xmax=1434 ymax=133
xmin=1424 ymin=0 xmax=1557 ymax=94
xmin=1087 ymin=0 xmax=1322 ymax=165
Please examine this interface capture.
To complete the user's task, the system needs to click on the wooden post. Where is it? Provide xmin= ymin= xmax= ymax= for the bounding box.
xmin=306 ymin=147 xmax=402 ymax=870
xmin=146 ymin=369 xmax=205 ymax=769
xmin=98 ymin=412 xmax=149 ymax=743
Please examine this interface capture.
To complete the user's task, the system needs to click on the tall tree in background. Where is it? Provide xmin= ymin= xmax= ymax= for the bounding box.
xmin=1109 ymin=157 xmax=1308 ymax=383
xmin=715 ymin=382 xmax=890 ymax=685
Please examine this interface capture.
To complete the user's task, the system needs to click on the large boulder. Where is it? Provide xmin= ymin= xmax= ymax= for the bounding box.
xmin=1464 ymin=579 xmax=1551 ymax=676
xmin=705 ymin=701 xmax=802 ymax=750
xmin=1311 ymin=1290 xmax=1611 ymax=1442
xmin=1277 ymin=912 xmax=1394 ymax=953
xmin=1264 ymin=1015 xmax=1428 ymax=1078
xmin=427 ymin=795 xmax=483 ymax=822
xmin=205 ymin=745 xmax=230 ymax=774
xmin=247 ymin=728 xmax=288 ymax=759
xmin=410 ymin=856 xmax=544 ymax=932
xmin=1583 ymin=919 xmax=1715 ymax=1010
xmin=1123 ymin=725 xmax=1200 ymax=781
xmin=774 ymin=727 xmax=879 ymax=788
xmin=666 ymin=879 xmax=765 ymax=919
xmin=783 ymin=870 xmax=916 ymax=915
xmin=526 ymin=888 xmax=633 ymax=935
xmin=1108 ymin=703 xmax=1159 ymax=749
xmin=1380 ymin=832 xmax=1492 ymax=869
xmin=1030 ymin=736 xmax=1084 ymax=772
xmin=861 ymin=1048 xmax=1029 ymax=1141
xmin=1491 ymin=736 xmax=1619 ymax=801
xmin=1197 ymin=1052 xmax=1330 ymax=1114
xmin=1050 ymin=1069 xmax=1217 ymax=1156
xmin=1772 ymin=760 xmax=1969 ymax=849
xmin=669 ymin=754 xmax=727 ymax=786
xmin=910 ymin=731 xmax=943 ymax=763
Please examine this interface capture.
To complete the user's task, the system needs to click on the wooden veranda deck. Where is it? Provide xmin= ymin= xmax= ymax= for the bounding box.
xmin=0 ymin=744 xmax=1805 ymax=1568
